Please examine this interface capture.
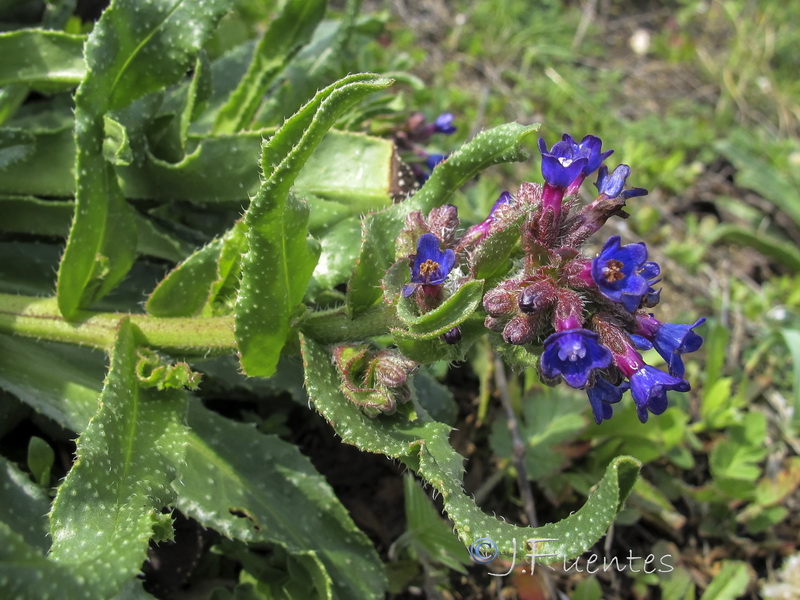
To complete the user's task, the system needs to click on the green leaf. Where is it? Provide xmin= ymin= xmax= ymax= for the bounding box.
xmin=310 ymin=217 xmax=362 ymax=292
xmin=235 ymin=73 xmax=392 ymax=377
xmin=397 ymin=474 xmax=470 ymax=574
xmin=0 ymin=456 xmax=50 ymax=551
xmin=77 ymin=0 xmax=234 ymax=115
xmin=469 ymin=211 xmax=526 ymax=280
xmin=716 ymin=131 xmax=800 ymax=228
xmin=213 ymin=0 xmax=325 ymax=134
xmin=0 ymin=522 xmax=85 ymax=599
xmin=102 ymin=115 xmax=133 ymax=166
xmin=779 ymin=329 xmax=800 ymax=425
xmin=0 ymin=126 xmax=74 ymax=197
xmin=0 ymin=334 xmax=104 ymax=431
xmin=347 ymin=122 xmax=540 ymax=316
xmin=0 ymin=30 xmax=86 ymax=92
xmin=390 ymin=318 xmax=483 ymax=364
xmin=295 ymin=130 xmax=396 ymax=210
xmin=146 ymin=221 xmax=247 ymax=317
xmin=252 ymin=0 xmax=366 ymax=127
xmin=709 ymin=412 xmax=768 ymax=483
xmin=703 ymin=320 xmax=729 ymax=392
xmin=26 ymin=436 xmax=55 ymax=489
xmin=699 ymin=561 xmax=751 ymax=600
xmin=301 ymin=335 xmax=640 ymax=562
xmin=57 ymin=0 xmax=235 ymax=317
xmin=412 ymin=369 xmax=457 ymax=425
xmin=0 ymin=196 xmax=193 ymax=262
xmin=174 ymin=402 xmax=387 ymax=600
xmin=699 ymin=377 xmax=737 ymax=429
xmin=708 ymin=224 xmax=800 ymax=271
xmin=0 ymin=128 xmax=35 ymax=170
xmin=489 ymin=386 xmax=587 ymax=480
xmin=229 ymin=542 xmax=332 ymax=600
xmin=396 ymin=280 xmax=484 ymax=338
xmin=48 ymin=319 xmax=188 ymax=598
xmin=55 ymin=130 xmax=137 ymax=315
xmin=146 ymin=53 xmax=211 ymax=163
xmin=0 ymin=85 xmax=28 ymax=126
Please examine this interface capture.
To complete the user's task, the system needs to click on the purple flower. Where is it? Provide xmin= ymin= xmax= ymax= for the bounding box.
xmin=540 ymin=329 xmax=613 ymax=389
xmin=402 ymin=233 xmax=456 ymax=297
xmin=587 ymin=378 xmax=629 ymax=424
xmin=538 ymin=138 xmax=589 ymax=189
xmin=648 ymin=317 xmax=706 ymax=378
xmin=461 ymin=191 xmax=512 ymax=245
xmin=629 ymin=365 xmax=690 ymax=423
xmin=563 ymin=134 xmax=614 ymax=177
xmin=433 ymin=113 xmax=457 ymax=134
xmin=591 ymin=236 xmax=660 ymax=312
xmin=594 ymin=164 xmax=648 ymax=199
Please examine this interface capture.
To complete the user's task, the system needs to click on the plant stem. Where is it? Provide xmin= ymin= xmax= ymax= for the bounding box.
xmin=493 ymin=355 xmax=538 ymax=527
xmin=0 ymin=293 xmax=400 ymax=353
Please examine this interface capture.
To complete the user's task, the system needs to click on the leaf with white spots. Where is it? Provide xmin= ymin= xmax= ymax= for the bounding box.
xmin=56 ymin=0 xmax=234 ymax=317
xmin=212 ymin=0 xmax=326 ymax=134
xmin=234 ymin=73 xmax=393 ymax=377
xmin=146 ymin=220 xmax=247 ymax=317
xmin=48 ymin=319 xmax=188 ymax=598
xmin=174 ymin=402 xmax=387 ymax=600
xmin=0 ymin=456 xmax=50 ymax=552
xmin=0 ymin=523 xmax=85 ymax=600
xmin=0 ymin=334 xmax=104 ymax=432
xmin=347 ymin=122 xmax=541 ymax=317
xmin=0 ymin=30 xmax=86 ymax=93
xmin=301 ymin=335 xmax=640 ymax=563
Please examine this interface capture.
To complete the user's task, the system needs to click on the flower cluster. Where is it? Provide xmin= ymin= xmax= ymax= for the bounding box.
xmin=479 ymin=134 xmax=704 ymax=423
xmin=390 ymin=132 xmax=703 ymax=424
xmin=333 ymin=344 xmax=418 ymax=417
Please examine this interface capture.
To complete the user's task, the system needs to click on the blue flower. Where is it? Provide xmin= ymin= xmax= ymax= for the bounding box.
xmin=540 ymin=329 xmax=613 ymax=389
xmin=594 ymin=164 xmax=648 ymax=199
xmin=563 ymin=134 xmax=614 ymax=177
xmin=629 ymin=365 xmax=690 ymax=423
xmin=402 ymin=233 xmax=456 ymax=297
xmin=587 ymin=378 xmax=629 ymax=424
xmin=652 ymin=317 xmax=706 ymax=378
xmin=591 ymin=236 xmax=660 ymax=312
xmin=538 ymin=138 xmax=589 ymax=189
xmin=425 ymin=153 xmax=447 ymax=171
xmin=433 ymin=113 xmax=457 ymax=134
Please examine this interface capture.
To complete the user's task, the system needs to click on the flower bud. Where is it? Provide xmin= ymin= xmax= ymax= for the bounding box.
xmin=373 ymin=350 xmax=418 ymax=388
xmin=518 ymin=281 xmax=555 ymax=314
xmin=483 ymin=287 xmax=519 ymax=317
xmin=484 ymin=315 xmax=505 ymax=332
xmin=503 ymin=314 xmax=536 ymax=345
xmin=440 ymin=326 xmax=462 ymax=344
xmin=427 ymin=204 xmax=460 ymax=247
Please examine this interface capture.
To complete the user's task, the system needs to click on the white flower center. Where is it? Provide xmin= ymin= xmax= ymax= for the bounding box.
xmin=559 ymin=340 xmax=586 ymax=362
xmin=558 ymin=157 xmax=574 ymax=167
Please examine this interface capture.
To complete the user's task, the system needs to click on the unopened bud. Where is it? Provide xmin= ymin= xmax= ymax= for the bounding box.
xmin=484 ymin=315 xmax=505 ymax=332
xmin=642 ymin=287 xmax=661 ymax=308
xmin=503 ymin=314 xmax=535 ymax=345
xmin=483 ymin=287 xmax=519 ymax=317
xmin=518 ymin=281 xmax=555 ymax=314
xmin=373 ymin=350 xmax=417 ymax=388
xmin=440 ymin=326 xmax=462 ymax=344
xmin=428 ymin=204 xmax=460 ymax=247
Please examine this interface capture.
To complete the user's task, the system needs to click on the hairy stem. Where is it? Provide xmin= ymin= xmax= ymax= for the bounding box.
xmin=0 ymin=293 xmax=399 ymax=353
